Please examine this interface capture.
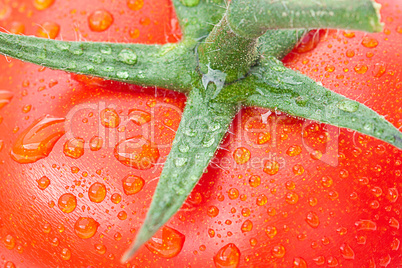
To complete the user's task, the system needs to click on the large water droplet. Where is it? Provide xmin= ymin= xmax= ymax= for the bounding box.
xmin=117 ymin=49 xmax=137 ymax=65
xmin=271 ymin=244 xmax=286 ymax=258
xmin=233 ymin=147 xmax=251 ymax=165
xmin=213 ymin=243 xmax=240 ymax=268
xmin=116 ymin=71 xmax=129 ymax=79
xmin=114 ymin=137 xmax=160 ymax=169
xmin=293 ymin=257 xmax=307 ymax=268
xmin=37 ymin=176 xmax=50 ymax=190
xmin=63 ymin=137 xmax=85 ymax=159
xmin=11 ymin=115 xmax=65 ymax=163
xmin=88 ymin=10 xmax=114 ymax=32
xmin=74 ymin=217 xmax=99 ymax=239
xmin=241 ymin=220 xmax=253 ymax=233
xmin=145 ymin=227 xmax=185 ymax=258
xmin=305 ymin=211 xmax=320 ymax=228
xmin=58 ymin=193 xmax=77 ymax=213
xmin=263 ymin=160 xmax=279 ymax=175
xmin=129 ymin=109 xmax=151 ymax=125
xmin=88 ymin=182 xmax=106 ymax=203
xmin=100 ymin=108 xmax=120 ymax=128
xmin=122 ymin=175 xmax=144 ymax=195
xmin=3 ymin=234 xmax=15 ymax=249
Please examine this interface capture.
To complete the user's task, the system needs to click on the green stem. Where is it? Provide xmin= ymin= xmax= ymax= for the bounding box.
xmin=227 ymin=0 xmax=383 ymax=39
xmin=198 ymin=15 xmax=259 ymax=83
xmin=240 ymin=57 xmax=402 ymax=148
xmin=0 ymin=33 xmax=197 ymax=92
xmin=173 ymin=0 xmax=227 ymax=39
xmin=121 ymin=80 xmax=238 ymax=262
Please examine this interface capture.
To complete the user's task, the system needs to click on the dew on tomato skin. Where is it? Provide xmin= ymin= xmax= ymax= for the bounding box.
xmin=60 ymin=248 xmax=71 ymax=260
xmin=379 ymin=254 xmax=391 ymax=267
xmin=263 ymin=160 xmax=279 ymax=175
xmin=117 ymin=211 xmax=127 ymax=220
xmin=89 ymin=136 xmax=103 ymax=151
xmin=100 ymin=108 xmax=120 ymax=128
xmin=285 ymin=192 xmax=299 ymax=205
xmin=88 ymin=10 xmax=114 ymax=32
xmin=293 ymin=257 xmax=307 ymax=268
xmin=354 ymin=64 xmax=368 ymax=74
xmin=95 ymin=244 xmax=106 ymax=254
xmin=343 ymin=31 xmax=355 ymax=38
xmin=233 ymin=147 xmax=251 ymax=164
xmin=313 ymin=256 xmax=325 ymax=265
xmin=129 ymin=109 xmax=151 ymax=126
xmin=58 ymin=193 xmax=77 ymax=213
xmin=213 ymin=243 xmax=240 ymax=268
xmin=114 ymin=137 xmax=160 ymax=170
xmin=336 ymin=227 xmax=348 ymax=236
xmin=371 ymin=186 xmax=383 ymax=197
xmin=88 ymin=182 xmax=106 ymax=203
xmin=63 ymin=137 xmax=85 ymax=159
xmin=122 ymin=175 xmax=144 ymax=195
xmin=37 ymin=176 xmax=50 ymax=190
xmin=50 ymin=237 xmax=59 ymax=247
xmin=355 ymin=220 xmax=377 ymax=231
xmin=188 ymin=192 xmax=202 ymax=206
xmin=327 ymin=256 xmax=339 ymax=267
xmin=305 ymin=211 xmax=320 ymax=228
xmin=256 ymin=194 xmax=268 ymax=206
xmin=117 ymin=49 xmax=138 ymax=65
xmin=328 ymin=190 xmax=339 ymax=201
xmin=361 ymin=36 xmax=379 ymax=48
xmin=36 ymin=22 xmax=60 ymax=39
xmin=310 ymin=150 xmax=322 ymax=160
xmin=11 ymin=115 xmax=65 ymax=164
xmin=320 ymin=176 xmax=333 ymax=188
xmin=43 ymin=223 xmax=52 ymax=233
xmin=257 ymin=132 xmax=271 ymax=144
xmin=127 ymin=0 xmax=144 ymax=10
xmin=228 ymin=188 xmax=239 ymax=200
xmin=267 ymin=207 xmax=276 ymax=216
xmin=386 ymin=188 xmax=398 ymax=203
xmin=340 ymin=243 xmax=355 ymax=260
xmin=389 ymin=217 xmax=400 ymax=229
xmin=74 ymin=217 xmax=99 ymax=239
xmin=271 ymin=244 xmax=286 ymax=258
xmin=241 ymin=220 xmax=253 ymax=233
xmin=373 ymin=64 xmax=387 ymax=78
xmin=3 ymin=234 xmax=15 ymax=250
xmin=248 ymin=175 xmax=261 ymax=188
xmin=207 ymin=206 xmax=219 ymax=217
xmin=292 ymin=164 xmax=304 ymax=175
xmin=0 ymin=90 xmax=13 ymax=109
xmin=265 ymin=226 xmax=277 ymax=239
xmin=34 ymin=0 xmax=54 ymax=10
xmin=145 ymin=226 xmax=185 ymax=258
xmin=369 ymin=200 xmax=380 ymax=209
xmin=286 ymin=145 xmax=302 ymax=156
xmin=5 ymin=261 xmax=16 ymax=268
xmin=391 ymin=237 xmax=400 ymax=251
xmin=285 ymin=181 xmax=295 ymax=190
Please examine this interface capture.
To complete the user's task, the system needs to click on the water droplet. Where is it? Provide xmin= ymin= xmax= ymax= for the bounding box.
xmin=327 ymin=256 xmax=339 ymax=267
xmin=122 ymin=175 xmax=144 ymax=195
xmin=50 ymin=237 xmax=59 ymax=247
xmin=202 ymin=135 xmax=215 ymax=147
xmin=228 ymin=188 xmax=239 ymax=200
xmin=60 ymin=248 xmax=71 ymax=260
xmin=179 ymin=0 xmax=200 ymax=7
xmin=321 ymin=176 xmax=333 ymax=187
xmin=90 ymin=54 xmax=104 ymax=64
xmin=265 ymin=226 xmax=277 ymax=239
xmin=63 ymin=137 xmax=85 ymax=159
xmin=129 ymin=109 xmax=151 ymax=125
xmin=263 ymin=160 xmax=279 ymax=175
xmin=179 ymin=143 xmax=190 ymax=153
xmin=371 ymin=186 xmax=383 ymax=197
xmin=336 ymin=227 xmax=348 ymax=235
xmin=4 ymin=262 xmax=15 ymax=268
xmin=3 ymin=234 xmax=15 ymax=249
xmin=37 ymin=176 xmax=50 ymax=190
xmin=127 ymin=0 xmax=144 ymax=10
xmin=117 ymin=211 xmax=127 ymax=220
xmin=116 ymin=71 xmax=129 ymax=79
xmin=117 ymin=49 xmax=137 ymax=65
xmin=100 ymin=108 xmax=120 ymax=128
xmin=0 ymin=90 xmax=13 ymax=109
xmin=111 ymin=193 xmax=122 ymax=204
xmin=34 ymin=0 xmax=55 ymax=10
xmin=241 ymin=220 xmax=253 ymax=233
xmin=389 ymin=217 xmax=400 ymax=229
xmin=363 ymin=122 xmax=374 ymax=132
xmin=292 ymin=164 xmax=304 ymax=175
xmin=89 ymin=136 xmax=103 ymax=151
xmin=233 ymin=147 xmax=251 ymax=164
xmin=355 ymin=220 xmax=377 ymax=231
xmin=36 ymin=21 xmax=60 ymax=39
xmin=58 ymin=193 xmax=77 ymax=213
xmin=286 ymin=145 xmax=302 ymax=156
xmin=88 ymin=10 xmax=114 ymax=32
xmin=174 ymin=157 xmax=188 ymax=167
xmin=340 ymin=243 xmax=355 ymax=260
xmin=11 ymin=115 xmax=65 ymax=163
xmin=361 ymin=36 xmax=379 ymax=48
xmin=145 ymin=226 xmax=185 ymax=258
xmin=285 ymin=192 xmax=299 ymax=204
xmin=115 ymin=137 xmax=160 ymax=169
xmin=293 ymin=257 xmax=307 ymax=268
xmin=338 ymin=100 xmax=359 ymax=112
xmin=207 ymin=206 xmax=219 ymax=217
xmin=271 ymin=244 xmax=286 ymax=258
xmin=378 ymin=254 xmax=391 ymax=267
xmin=88 ymin=182 xmax=106 ymax=203
xmin=103 ymin=66 xmax=115 ymax=72
xmin=74 ymin=217 xmax=99 ymax=239
xmin=256 ymin=194 xmax=268 ymax=206
xmin=95 ymin=243 xmax=106 ymax=254
xmin=213 ymin=243 xmax=240 ymax=268
xmin=248 ymin=175 xmax=261 ymax=188
xmin=305 ymin=211 xmax=320 ymax=228
xmin=391 ymin=237 xmax=400 ymax=251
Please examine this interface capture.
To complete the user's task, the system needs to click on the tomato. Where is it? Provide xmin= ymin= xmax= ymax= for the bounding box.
xmin=0 ymin=0 xmax=401 ymax=267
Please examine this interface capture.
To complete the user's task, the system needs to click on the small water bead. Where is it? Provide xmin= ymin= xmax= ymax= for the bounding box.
xmin=305 ymin=211 xmax=320 ymax=228
xmin=145 ymin=227 xmax=185 ymax=258
xmin=337 ymin=100 xmax=359 ymax=113
xmin=202 ymin=136 xmax=215 ymax=147
xmin=179 ymin=143 xmax=189 ymax=153
xmin=117 ymin=49 xmax=138 ymax=65
xmin=271 ymin=244 xmax=286 ymax=258
xmin=69 ymin=45 xmax=84 ymax=56
xmin=327 ymin=256 xmax=339 ymax=267
xmin=286 ymin=145 xmax=302 ymax=156
xmin=63 ymin=137 xmax=85 ymax=159
xmin=213 ymin=243 xmax=240 ymax=268
xmin=248 ymin=175 xmax=261 ymax=187
xmin=265 ymin=226 xmax=277 ymax=239
xmin=389 ymin=217 xmax=400 ymax=229
xmin=111 ymin=193 xmax=122 ymax=204
xmin=241 ymin=220 xmax=253 ymax=233
xmin=114 ymin=137 xmax=160 ymax=169
xmin=371 ymin=186 xmax=383 ymax=197
xmin=127 ymin=0 xmax=144 ymax=10
xmin=313 ymin=256 xmax=325 ymax=265
xmin=4 ymin=262 xmax=16 ymax=268
xmin=88 ymin=10 xmax=114 ymax=32
xmin=293 ymin=257 xmax=307 ymax=268
xmin=207 ymin=206 xmax=219 ymax=217
xmin=285 ymin=192 xmax=299 ymax=204
xmin=89 ymin=136 xmax=103 ymax=151
xmin=58 ymin=193 xmax=77 ymax=213
xmin=391 ymin=237 xmax=400 ymax=251
xmin=242 ymin=208 xmax=250 ymax=217
xmin=174 ymin=157 xmax=188 ymax=167
xmin=292 ymin=164 xmax=304 ymax=175
xmin=0 ymin=90 xmax=13 ymax=109
xmin=340 ymin=243 xmax=355 ymax=260
xmin=263 ymin=160 xmax=279 ymax=175
xmin=36 ymin=22 xmax=60 ymax=39
xmin=117 ymin=211 xmax=127 ymax=220
xmin=95 ymin=244 xmax=106 ymax=254
xmin=386 ymin=188 xmax=398 ymax=203
xmin=34 ymin=0 xmax=55 ymax=10
xmin=208 ymin=229 xmax=215 ymax=238
xmin=379 ymin=254 xmax=391 ymax=267
xmin=60 ymin=248 xmax=71 ymax=260
xmin=321 ymin=176 xmax=333 ymax=187
xmin=233 ymin=147 xmax=251 ymax=165
xmin=354 ymin=64 xmax=368 ymax=74
xmin=256 ymin=194 xmax=267 ymax=206
xmin=122 ymin=175 xmax=144 ymax=195
xmin=361 ymin=36 xmax=379 ymax=48
xmin=37 ymin=176 xmax=50 ymax=190
xmin=74 ymin=217 xmax=99 ymax=239
xmin=228 ymin=188 xmax=239 ymax=200
xmin=50 ymin=237 xmax=59 ymax=247
xmin=355 ymin=220 xmax=377 ymax=231
xmin=3 ymin=234 xmax=15 ymax=249
xmin=88 ymin=182 xmax=106 ymax=203
xmin=11 ymin=115 xmax=65 ymax=163
xmin=129 ymin=109 xmax=151 ymax=125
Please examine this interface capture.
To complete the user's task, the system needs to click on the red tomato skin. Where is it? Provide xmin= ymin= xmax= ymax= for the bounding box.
xmin=0 ymin=0 xmax=401 ymax=268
